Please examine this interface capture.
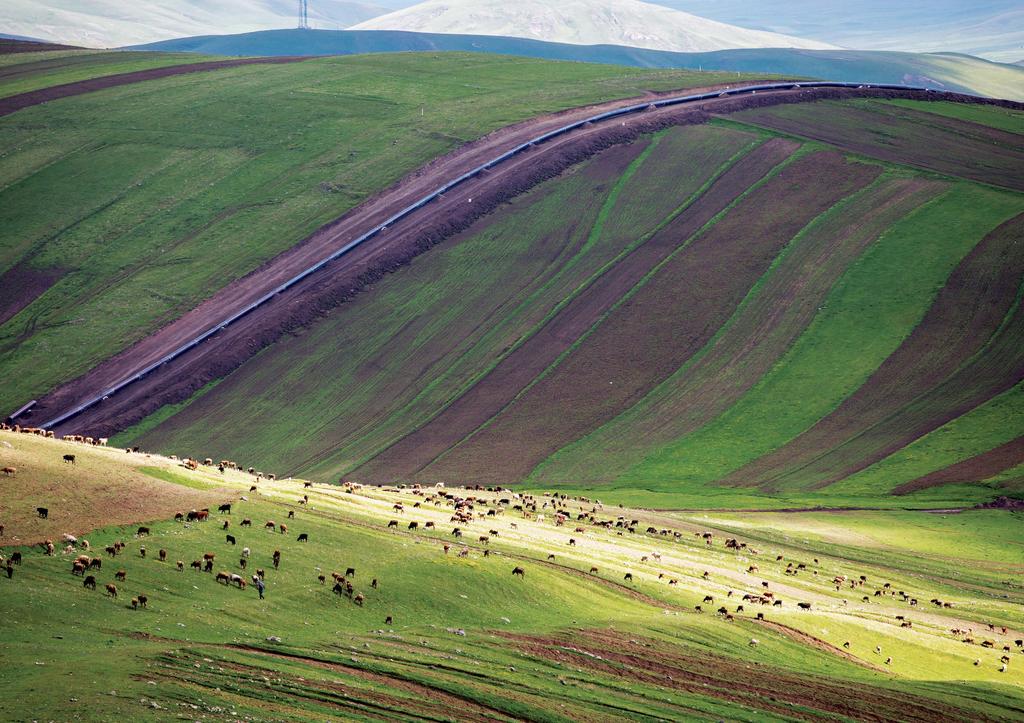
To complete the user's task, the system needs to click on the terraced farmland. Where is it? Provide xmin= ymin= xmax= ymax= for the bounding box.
xmin=120 ymin=97 xmax=1024 ymax=509
xmin=1 ymin=431 xmax=1022 ymax=720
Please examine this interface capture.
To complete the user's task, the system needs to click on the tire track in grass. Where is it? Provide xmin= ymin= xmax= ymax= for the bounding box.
xmin=353 ymin=138 xmax=799 ymax=482
xmin=723 ymin=213 xmax=1024 ymax=492
xmin=530 ymin=175 xmax=946 ymax=486
xmin=422 ymin=151 xmax=880 ymax=484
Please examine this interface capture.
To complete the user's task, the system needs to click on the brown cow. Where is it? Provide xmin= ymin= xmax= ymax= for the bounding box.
xmin=1 ymin=467 xmax=15 ymax=476
xmin=115 ymin=570 xmax=126 ymax=581
xmin=105 ymin=583 xmax=117 ymax=597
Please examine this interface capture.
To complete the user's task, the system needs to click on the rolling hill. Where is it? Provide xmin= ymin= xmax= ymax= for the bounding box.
xmin=131 ymin=29 xmax=1024 ymax=101
xmin=104 ymin=92 xmax=1024 ymax=509
xmin=350 ymin=0 xmax=835 ymax=52
xmin=0 ymin=51 xmax=748 ymax=420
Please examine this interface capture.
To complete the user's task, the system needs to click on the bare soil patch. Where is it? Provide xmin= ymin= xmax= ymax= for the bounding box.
xmin=0 ymin=56 xmax=310 ymax=117
xmin=0 ymin=262 xmax=64 ymax=326
xmin=0 ymin=430 xmax=226 ymax=546
xmin=896 ymin=436 xmax=1024 ymax=494
xmin=502 ymin=628 xmax=991 ymax=722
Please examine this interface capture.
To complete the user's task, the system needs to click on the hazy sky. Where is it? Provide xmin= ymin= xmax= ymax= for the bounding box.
xmin=2 ymin=0 xmax=1021 ymax=61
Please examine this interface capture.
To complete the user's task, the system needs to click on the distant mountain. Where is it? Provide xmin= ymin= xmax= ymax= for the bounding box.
xmin=131 ymin=29 xmax=1024 ymax=100
xmin=0 ymin=0 xmax=387 ymax=48
xmin=350 ymin=0 xmax=836 ymax=53
xmin=654 ymin=1 xmax=1024 ymax=64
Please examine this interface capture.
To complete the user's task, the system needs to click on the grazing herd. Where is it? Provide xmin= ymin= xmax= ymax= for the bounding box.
xmin=0 ymin=430 xmax=1020 ymax=676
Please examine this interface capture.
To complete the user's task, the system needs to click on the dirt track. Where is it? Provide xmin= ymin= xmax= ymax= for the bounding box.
xmin=0 ymin=56 xmax=310 ymax=117
xmin=21 ymin=84 xmax=1022 ymax=437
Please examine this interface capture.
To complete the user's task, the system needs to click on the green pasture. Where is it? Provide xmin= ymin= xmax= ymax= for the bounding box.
xmin=2 ymin=432 xmax=1023 ymax=719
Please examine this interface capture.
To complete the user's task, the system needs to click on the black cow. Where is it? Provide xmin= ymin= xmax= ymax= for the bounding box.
xmin=226 ymin=534 xmax=236 ymax=545
xmin=218 ymin=503 xmax=231 ymax=514
xmin=36 ymin=507 xmax=48 ymax=519
xmin=297 ymin=533 xmax=308 ymax=542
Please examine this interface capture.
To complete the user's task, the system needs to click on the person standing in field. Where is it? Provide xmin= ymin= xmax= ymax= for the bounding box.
xmin=256 ymin=577 xmax=265 ymax=600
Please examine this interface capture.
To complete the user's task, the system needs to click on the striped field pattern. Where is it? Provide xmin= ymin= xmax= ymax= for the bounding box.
xmin=125 ymin=99 xmax=1024 ymax=507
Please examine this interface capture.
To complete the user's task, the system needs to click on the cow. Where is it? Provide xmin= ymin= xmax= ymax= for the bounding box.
xmin=136 ymin=527 xmax=150 ymax=537
xmin=241 ymin=518 xmax=252 ymax=527
xmin=219 ymin=503 xmax=231 ymax=514
xmin=408 ymin=522 xmax=419 ymax=530
xmin=216 ymin=571 xmax=231 ymax=585
xmin=105 ymin=583 xmax=117 ymax=597
xmin=177 ymin=560 xmax=184 ymax=572
xmin=10 ymin=552 xmax=21 ymax=565
xmin=624 ymin=573 xmax=633 ymax=582
xmin=512 ymin=566 xmax=525 ymax=577
xmin=279 ymin=523 xmax=287 ymax=535
xmin=115 ymin=570 xmax=126 ymax=581
xmin=332 ymin=582 xmax=345 ymax=595
xmin=63 ymin=454 xmax=75 ymax=464
xmin=226 ymin=534 xmax=236 ymax=545
xmin=191 ymin=560 xmax=202 ymax=571
xmin=297 ymin=533 xmax=308 ymax=542
xmin=158 ymin=549 xmax=167 ymax=562
xmin=387 ymin=520 xmax=398 ymax=528
xmin=265 ymin=521 xmax=276 ymax=531
xmin=36 ymin=507 xmax=48 ymax=519
xmin=798 ymin=602 xmax=812 ymax=611
xmin=354 ymin=593 xmax=364 ymax=606
xmin=1 ymin=467 xmax=15 ymax=476
xmin=222 ymin=520 xmax=230 ymax=530
xmin=83 ymin=575 xmax=97 ymax=590
xmin=590 ymin=566 xmax=598 ymax=574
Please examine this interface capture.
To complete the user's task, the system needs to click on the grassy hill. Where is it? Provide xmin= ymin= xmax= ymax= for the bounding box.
xmin=132 ymin=29 xmax=1024 ymax=100
xmin=0 ymin=47 xmax=226 ymax=98
xmin=119 ymin=96 xmax=1024 ymax=508
xmin=2 ymin=430 xmax=1022 ymax=719
xmin=0 ymin=52 xmax=751 ymax=414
